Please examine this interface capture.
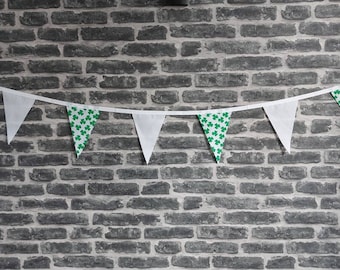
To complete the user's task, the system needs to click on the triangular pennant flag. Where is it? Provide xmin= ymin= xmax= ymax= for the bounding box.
xmin=3 ymin=92 xmax=35 ymax=144
xmin=264 ymin=101 xmax=298 ymax=153
xmin=331 ymin=89 xmax=340 ymax=106
xmin=198 ymin=112 xmax=232 ymax=163
xmin=67 ymin=105 xmax=100 ymax=158
xmin=133 ymin=114 xmax=165 ymax=164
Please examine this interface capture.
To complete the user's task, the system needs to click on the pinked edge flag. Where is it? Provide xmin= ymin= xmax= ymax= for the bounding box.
xmin=331 ymin=89 xmax=340 ymax=106
xmin=133 ymin=114 xmax=165 ymax=164
xmin=264 ymin=100 xmax=298 ymax=153
xmin=3 ymin=91 xmax=35 ymax=144
xmin=67 ymin=105 xmax=100 ymax=158
xmin=198 ymin=112 xmax=232 ymax=163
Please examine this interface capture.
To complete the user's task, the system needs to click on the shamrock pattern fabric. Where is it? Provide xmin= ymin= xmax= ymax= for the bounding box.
xmin=331 ymin=89 xmax=340 ymax=106
xmin=67 ymin=105 xmax=100 ymax=157
xmin=198 ymin=112 xmax=232 ymax=163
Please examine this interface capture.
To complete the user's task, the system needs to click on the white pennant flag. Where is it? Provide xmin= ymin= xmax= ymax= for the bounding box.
xmin=264 ymin=101 xmax=298 ymax=153
xmin=3 ymin=92 xmax=35 ymax=144
xmin=133 ymin=114 xmax=165 ymax=164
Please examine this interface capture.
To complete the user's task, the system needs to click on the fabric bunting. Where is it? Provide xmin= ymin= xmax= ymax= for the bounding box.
xmin=331 ymin=89 xmax=340 ymax=106
xmin=264 ymin=101 xmax=298 ymax=153
xmin=3 ymin=91 xmax=35 ymax=144
xmin=198 ymin=112 xmax=232 ymax=163
xmin=67 ymin=105 xmax=100 ymax=157
xmin=133 ymin=114 xmax=165 ymax=164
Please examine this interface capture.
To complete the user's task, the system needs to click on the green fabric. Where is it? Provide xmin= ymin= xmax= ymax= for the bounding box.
xmin=198 ymin=112 xmax=231 ymax=163
xmin=67 ymin=105 xmax=100 ymax=157
xmin=331 ymin=89 xmax=340 ymax=106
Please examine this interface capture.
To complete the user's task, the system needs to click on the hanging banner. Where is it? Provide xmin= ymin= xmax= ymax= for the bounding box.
xmin=264 ymin=101 xmax=298 ymax=153
xmin=331 ymin=89 xmax=340 ymax=106
xmin=3 ymin=91 xmax=35 ymax=144
xmin=133 ymin=114 xmax=165 ymax=164
xmin=67 ymin=105 xmax=100 ymax=157
xmin=198 ymin=112 xmax=231 ymax=163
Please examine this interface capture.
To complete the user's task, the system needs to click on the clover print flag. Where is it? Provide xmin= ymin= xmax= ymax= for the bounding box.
xmin=331 ymin=89 xmax=340 ymax=106
xmin=67 ymin=105 xmax=100 ymax=157
xmin=198 ymin=112 xmax=232 ymax=163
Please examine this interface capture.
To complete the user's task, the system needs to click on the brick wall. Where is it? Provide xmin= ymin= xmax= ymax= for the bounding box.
xmin=0 ymin=0 xmax=340 ymax=269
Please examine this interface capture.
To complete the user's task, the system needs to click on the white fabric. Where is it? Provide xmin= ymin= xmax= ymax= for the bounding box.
xmin=3 ymin=91 xmax=35 ymax=144
xmin=133 ymin=114 xmax=165 ymax=164
xmin=264 ymin=100 xmax=298 ymax=153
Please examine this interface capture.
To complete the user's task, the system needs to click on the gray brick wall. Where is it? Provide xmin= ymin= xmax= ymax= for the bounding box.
xmin=0 ymin=0 xmax=340 ymax=269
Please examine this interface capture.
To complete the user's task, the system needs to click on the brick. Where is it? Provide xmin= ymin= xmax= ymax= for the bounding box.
xmin=312 ymin=119 xmax=332 ymax=133
xmin=15 ymin=123 xmax=52 ymax=137
xmin=241 ymin=23 xmax=296 ymax=37
xmin=53 ymin=256 xmax=113 ymax=269
xmin=0 ymin=213 xmax=33 ymax=225
xmin=60 ymin=168 xmax=113 ymax=180
xmin=141 ymin=75 xmax=191 ymax=88
xmin=38 ymin=139 xmax=73 ymax=152
xmin=41 ymin=242 xmax=91 ymax=254
xmin=253 ymin=72 xmax=317 ymax=86
xmin=321 ymin=198 xmax=340 ymax=209
xmin=172 ymin=256 xmax=209 ymax=268
xmin=52 ymin=11 xmax=107 ymax=24
xmin=71 ymin=227 xmax=102 ymax=239
xmin=316 ymin=4 xmax=340 ymax=18
xmin=300 ymin=103 xmax=340 ymax=116
xmin=163 ymin=59 xmax=217 ymax=73
xmin=137 ymin=25 xmax=167 ymax=40
xmin=0 ymin=61 xmax=24 ymax=74
xmin=0 ymin=184 xmax=44 ymax=196
xmin=87 ymin=60 xmax=145 ymax=74
xmin=252 ymin=227 xmax=314 ymax=239
xmin=296 ymin=182 xmax=336 ymax=194
xmin=0 ymin=200 xmax=12 ymax=211
xmin=0 ymin=13 xmax=15 ymax=26
xmin=105 ymin=228 xmax=140 ymax=239
xmin=38 ymin=28 xmax=78 ymax=41
xmin=46 ymin=183 xmax=85 ymax=196
xmin=158 ymin=137 xmax=207 ymax=149
xmin=224 ymin=212 xmax=280 ymax=224
xmin=18 ymin=198 xmax=68 ymax=210
xmin=207 ymin=197 xmax=260 ymax=209
xmin=8 ymin=228 xmax=66 ymax=240
xmin=72 ymin=152 xmax=123 ymax=166
xmin=89 ymin=183 xmax=138 ymax=195
xmin=119 ymin=257 xmax=169 ymax=268
xmin=99 ymin=75 xmax=136 ymax=89
xmin=217 ymin=6 xmax=276 ymax=20
xmin=299 ymin=256 xmax=340 ymax=268
xmin=225 ymin=137 xmax=265 ymax=150
xmin=287 ymin=55 xmax=340 ymax=68
xmin=206 ymin=40 xmax=260 ymax=54
xmin=18 ymin=154 xmax=68 ymax=166
xmin=93 ymin=213 xmax=159 ymax=226
xmin=269 ymin=151 xmax=321 ymax=164
xmin=159 ymin=8 xmax=211 ymax=23
xmin=284 ymin=212 xmax=338 ymax=225
xmin=28 ymin=60 xmax=81 ymax=73
xmin=282 ymin=5 xmax=311 ymax=20
xmin=9 ymin=0 xmax=60 ymax=8
xmin=145 ymin=227 xmax=194 ymax=239
xmin=9 ymin=45 xmax=60 ymax=57
xmin=155 ymin=241 xmax=181 ymax=254
xmin=117 ymin=168 xmax=158 ymax=180
xmin=96 ymin=241 xmax=149 ymax=254
xmin=161 ymin=166 xmax=213 ymax=179
xmin=141 ymin=182 xmax=170 ymax=195
xmin=127 ymin=198 xmax=179 ymax=210
xmin=63 ymin=75 xmax=96 ymax=88
xmin=293 ymin=136 xmax=340 ymax=149
xmin=287 ymin=241 xmax=340 ymax=254
xmin=325 ymin=150 xmax=340 ymax=163
xmin=279 ymin=166 xmax=307 ymax=180
xmin=71 ymin=198 xmax=122 ymax=210
xmin=183 ymin=197 xmax=202 ymax=210
xmin=161 ymin=123 xmax=190 ymax=134
xmin=325 ymin=39 xmax=340 ymax=51
xmin=240 ymin=183 xmax=293 ymax=195
xmin=174 ymin=181 xmax=235 ymax=194
xmin=170 ymin=24 xmax=235 ymax=38
xmin=266 ymin=197 xmax=317 ymax=209
xmin=0 ymin=258 xmax=20 ymax=269
xmin=64 ymin=44 xmax=117 ymax=57
xmin=213 ymin=256 xmax=264 ymax=269
xmin=266 ymin=256 xmax=296 ymax=269
xmin=20 ymin=12 xmax=47 ymax=26
xmin=299 ymin=22 xmax=340 ymax=36
xmin=23 ymin=256 xmax=50 ymax=269
xmin=181 ymin=41 xmax=201 ymax=56
xmin=267 ymin=39 xmax=321 ymax=51
xmin=224 ymin=56 xmax=282 ymax=70
xmin=195 ymin=73 xmax=248 ymax=87
xmin=0 ymin=155 xmax=15 ymax=166
xmin=318 ymin=227 xmax=340 ymax=239
xmin=183 ymin=90 xmax=237 ymax=103
xmin=242 ymin=243 xmax=283 ymax=253
xmin=227 ymin=152 xmax=264 ymax=164
xmin=81 ymin=27 xmax=134 ymax=41
xmin=165 ymin=212 xmax=218 ymax=225
xmin=151 ymin=90 xmax=179 ymax=104
xmin=186 ymin=241 xmax=237 ymax=254
xmin=64 ymin=0 xmax=117 ymax=8
xmin=242 ymin=90 xmax=285 ymax=102
xmin=90 ymin=90 xmax=147 ymax=104
xmin=111 ymin=10 xmax=154 ymax=23
xmin=0 ymin=29 xmax=35 ymax=42
xmin=0 ymin=243 xmax=38 ymax=254
xmin=37 ymin=213 xmax=89 ymax=225
xmin=217 ymin=166 xmax=274 ymax=179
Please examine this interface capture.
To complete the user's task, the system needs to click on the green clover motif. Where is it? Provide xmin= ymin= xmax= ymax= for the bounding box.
xmin=80 ymin=130 xmax=86 ymax=135
xmin=78 ymin=110 xmax=84 ymax=116
xmin=214 ymin=123 xmax=220 ymax=129
xmin=72 ymin=115 xmax=78 ymax=121
xmin=76 ymin=125 xmax=81 ymax=130
xmin=215 ymin=139 xmax=221 ymax=145
xmin=88 ymin=109 xmax=94 ymax=114
xmin=75 ymin=135 xmax=81 ymax=141
xmin=72 ymin=106 xmax=77 ymax=111
xmin=207 ymin=122 xmax=213 ymax=127
xmin=212 ymin=130 xmax=218 ymax=136
xmin=208 ymin=137 xmax=213 ymax=142
xmin=80 ymin=119 xmax=86 ymax=125
xmin=219 ymin=134 xmax=224 ymax=139
xmin=213 ymin=114 xmax=218 ymax=120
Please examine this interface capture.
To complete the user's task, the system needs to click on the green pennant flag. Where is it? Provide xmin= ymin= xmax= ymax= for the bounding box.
xmin=198 ymin=112 xmax=231 ymax=163
xmin=67 ymin=105 xmax=100 ymax=157
xmin=331 ymin=89 xmax=340 ymax=106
